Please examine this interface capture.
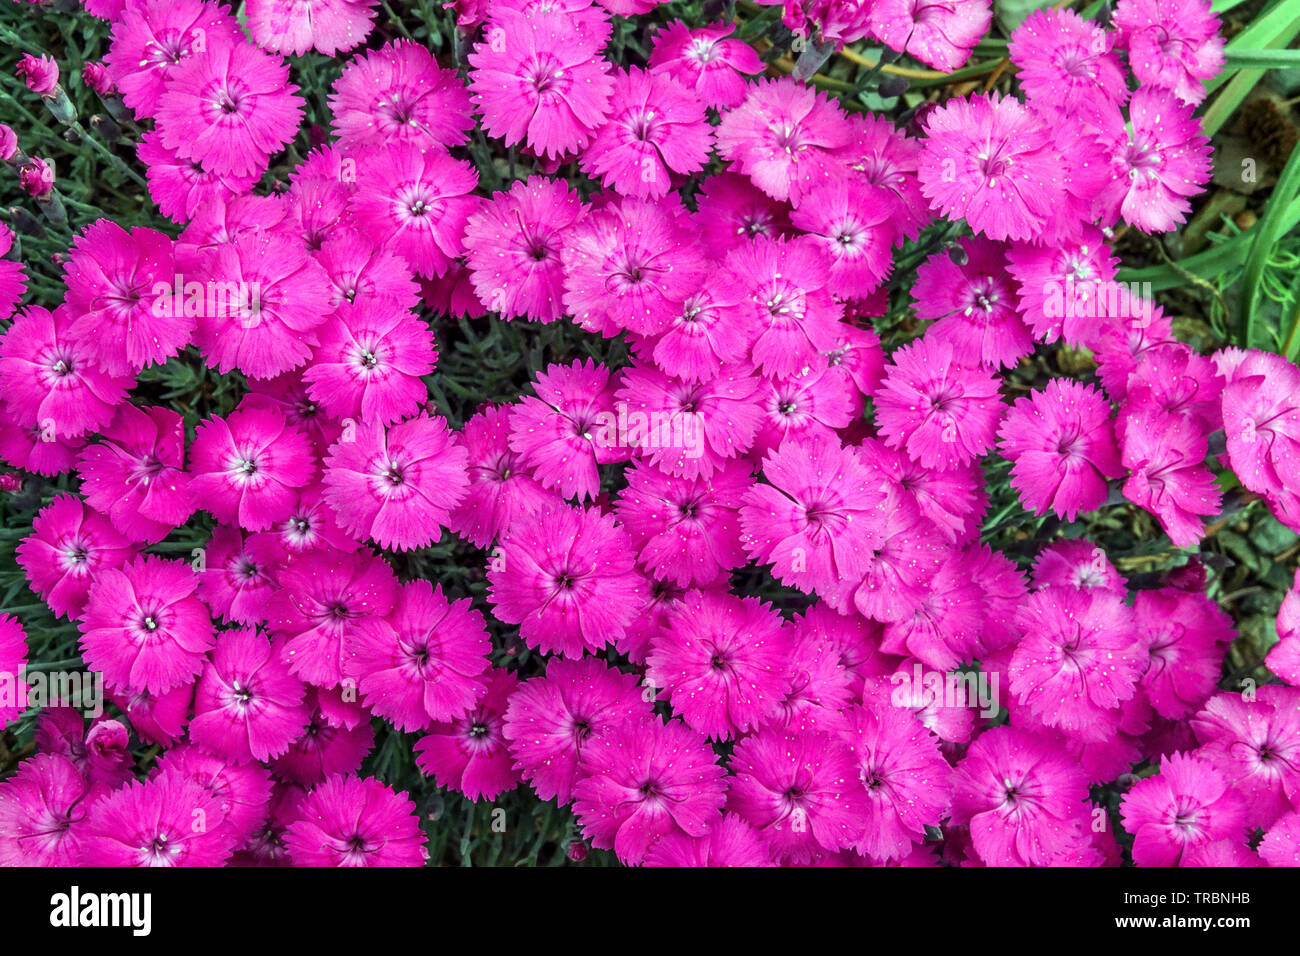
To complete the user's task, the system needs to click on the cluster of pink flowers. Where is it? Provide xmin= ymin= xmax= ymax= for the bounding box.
xmin=0 ymin=0 xmax=1295 ymax=869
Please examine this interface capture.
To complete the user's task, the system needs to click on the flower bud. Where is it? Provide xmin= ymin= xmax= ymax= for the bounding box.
xmin=16 ymin=54 xmax=59 ymax=95
xmin=19 ymin=157 xmax=54 ymax=199
xmin=0 ymin=125 xmax=18 ymax=163
xmin=82 ymin=61 xmax=115 ymax=96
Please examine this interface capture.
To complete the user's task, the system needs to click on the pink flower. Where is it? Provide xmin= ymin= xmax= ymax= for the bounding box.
xmin=647 ymin=589 xmax=790 ymax=740
xmin=0 ymin=755 xmax=93 ymax=866
xmin=323 ymin=412 xmax=469 ymax=551
xmin=0 ymin=614 xmax=27 ymax=727
xmin=1008 ymin=8 xmax=1128 ymax=122
xmin=1260 ymin=812 xmax=1300 ymax=867
xmin=191 ymin=627 xmax=309 ymax=763
xmin=950 ymin=725 xmax=1093 ymax=866
xmin=916 ymin=238 xmax=1033 ymax=370
xmin=1266 ymin=570 xmax=1300 ymax=687
xmin=616 ymin=459 xmax=750 ymax=587
xmin=562 ymin=198 xmax=705 ymax=337
xmin=717 ymin=78 xmax=852 ymax=203
xmin=303 ymin=302 xmax=436 ymax=426
xmin=648 ymin=21 xmax=764 ymax=110
xmin=0 ymin=306 xmax=131 ymax=439
xmin=1120 ymin=752 xmax=1248 ymax=866
xmin=644 ymin=812 xmax=775 ymax=866
xmin=247 ymin=0 xmax=378 ymax=56
xmin=692 ymin=171 xmax=792 ymax=256
xmin=1120 ymin=407 xmax=1221 ymax=547
xmin=329 ymin=39 xmax=474 ymax=151
xmin=350 ymin=141 xmax=480 ymax=279
xmin=1192 ymin=687 xmax=1300 ymax=829
xmin=344 ymin=580 xmax=490 ymax=732
xmin=1005 ymin=227 xmax=1118 ymax=345
xmin=875 ymin=336 xmax=1004 ymax=469
xmin=998 ymin=379 xmax=1123 ymax=521
xmin=0 ymin=224 xmax=26 ymax=323
xmin=190 ymin=405 xmax=315 ymax=532
xmin=581 ymin=67 xmax=712 ymax=198
xmin=633 ymin=284 xmax=753 ymax=384
xmin=80 ymin=555 xmax=215 ymax=695
xmin=1136 ymin=588 xmax=1231 ymax=720
xmin=415 ymin=669 xmax=521 ymax=801
xmin=18 ymin=158 xmax=54 ymax=200
xmin=272 ymin=689 xmax=376 ymax=785
xmin=790 ymin=178 xmax=895 ymax=300
xmin=61 ymin=220 xmax=187 ymax=377
xmin=572 ymin=715 xmax=726 ymax=865
xmin=614 ymin=363 xmax=764 ymax=480
xmin=104 ymin=0 xmax=243 ymax=117
xmin=1093 ymin=88 xmax=1212 ymax=233
xmin=138 ymin=130 xmax=259 ymax=224
xmin=82 ymin=770 xmax=237 ymax=866
xmin=192 ymin=229 xmax=333 ymax=378
xmin=195 ymin=525 xmax=283 ymax=625
xmin=851 ymin=502 xmax=946 ymax=624
xmin=1031 ymin=539 xmax=1126 ymax=594
xmin=446 ymin=404 xmax=557 ymax=548
xmin=156 ymin=40 xmax=304 ymax=178
xmin=870 ymin=0 xmax=991 ymax=71
xmin=741 ymin=436 xmax=886 ymax=607
xmin=727 ymin=727 xmax=867 ymax=863
xmin=503 ymin=657 xmax=647 ymax=805
xmin=315 ymin=235 xmax=420 ymax=315
xmin=463 ymin=176 xmax=582 ymax=323
xmin=273 ymin=483 xmax=358 ymax=556
xmin=468 ymin=9 xmax=614 ymax=158
xmin=722 ymin=235 xmax=843 ymax=379
xmin=16 ymin=494 xmax=137 ymax=621
xmin=285 ymin=775 xmax=427 ymax=866
xmin=836 ymin=112 xmax=929 ymax=245
xmin=918 ymin=93 xmax=1065 ymax=242
xmin=1221 ymin=351 xmax=1300 ymax=529
xmin=1112 ymin=0 xmax=1224 ymax=106
xmin=488 ymin=500 xmax=645 ymax=658
xmin=508 ymin=358 xmax=623 ymax=501
xmin=1010 ymin=586 xmax=1144 ymax=742
xmin=843 ymin=701 xmax=951 ymax=862
xmin=269 ymin=548 xmax=398 ymax=687
xmin=16 ymin=54 xmax=58 ymax=95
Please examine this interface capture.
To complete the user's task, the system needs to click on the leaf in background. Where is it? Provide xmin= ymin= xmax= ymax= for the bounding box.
xmin=993 ymin=0 xmax=1053 ymax=36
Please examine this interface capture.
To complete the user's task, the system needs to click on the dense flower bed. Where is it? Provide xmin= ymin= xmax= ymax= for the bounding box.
xmin=0 ymin=0 xmax=1298 ymax=868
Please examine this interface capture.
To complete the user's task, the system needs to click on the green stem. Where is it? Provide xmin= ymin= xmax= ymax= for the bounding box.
xmin=1240 ymin=140 xmax=1300 ymax=347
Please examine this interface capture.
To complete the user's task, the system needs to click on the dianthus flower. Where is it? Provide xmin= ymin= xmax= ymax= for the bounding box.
xmin=1005 ymin=227 xmax=1118 ymax=345
xmin=789 ymin=178 xmax=894 ymax=300
xmin=323 ymin=413 xmax=469 ymax=551
xmin=246 ymin=0 xmax=378 ymax=56
xmin=915 ymin=238 xmax=1032 ymax=370
xmin=315 ymin=235 xmax=420 ymax=315
xmin=195 ymin=524 xmax=284 ymax=625
xmin=1191 ymin=687 xmax=1300 ymax=829
xmin=870 ymin=0 xmax=991 ymax=71
xmin=80 ymin=555 xmax=214 ymax=695
xmin=1120 ymin=408 xmax=1221 ymax=547
xmin=1112 ymin=0 xmax=1225 ymax=106
xmin=138 ymin=130 xmax=259 ymax=224
xmin=647 ymin=21 xmax=765 ymax=110
xmin=284 ymin=775 xmax=427 ymax=866
xmin=692 ymin=171 xmax=792 ymax=256
xmin=82 ymin=770 xmax=236 ymax=866
xmin=1120 ymin=751 xmax=1248 ymax=866
xmin=1135 ymin=588 xmax=1231 ymax=720
xmin=643 ymin=812 xmax=774 ymax=866
xmin=16 ymin=495 xmax=136 ymax=621
xmin=1008 ymin=8 xmax=1128 ymax=122
xmin=487 ymin=500 xmax=645 ymax=657
xmin=0 ymin=754 xmax=92 ymax=866
xmin=415 ymin=669 xmax=521 ymax=801
xmin=1031 ymin=539 xmax=1126 ymax=594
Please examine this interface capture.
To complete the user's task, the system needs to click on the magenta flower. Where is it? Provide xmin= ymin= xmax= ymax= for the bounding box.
xmin=728 ymin=727 xmax=867 ymax=863
xmin=16 ymin=494 xmax=137 ymax=621
xmin=692 ymin=171 xmax=792 ymax=256
xmin=644 ymin=812 xmax=775 ymax=866
xmin=581 ymin=67 xmax=712 ymax=198
xmin=647 ymin=589 xmax=790 ymax=740
xmin=190 ymin=405 xmax=315 ymax=532
xmin=634 ymin=284 xmax=753 ymax=384
xmin=843 ymin=701 xmax=951 ymax=863
xmin=1005 ymin=227 xmax=1118 ymax=345
xmin=851 ymin=502 xmax=947 ymax=624
xmin=246 ymin=0 xmax=377 ymax=56
xmin=82 ymin=770 xmax=237 ymax=866
xmin=918 ymin=93 xmax=1064 ymax=242
xmin=192 ymin=229 xmax=334 ymax=379
xmin=191 ymin=627 xmax=308 ymax=764
xmin=870 ymin=0 xmax=990 ymax=71
xmin=916 ymin=238 xmax=1033 ymax=370
xmin=0 ymin=614 xmax=26 ymax=727
xmin=1120 ymin=408 xmax=1222 ymax=548
xmin=155 ymin=40 xmax=304 ymax=178
xmin=138 ymin=130 xmax=259 ymax=224
xmin=16 ymin=53 xmax=58 ymax=95
xmin=1136 ymin=588 xmax=1231 ymax=720
xmin=446 ymin=404 xmax=557 ymax=548
xmin=1192 ymin=687 xmax=1300 ymax=829
xmin=323 ymin=412 xmax=469 ymax=551
xmin=648 ymin=21 xmax=764 ymax=110
xmin=1260 ymin=812 xmax=1300 ymax=867
xmin=315 ymin=235 xmax=420 ymax=315
xmin=303 ymin=302 xmax=436 ymax=426
xmin=488 ymin=500 xmax=645 ymax=658
xmin=1120 ymin=752 xmax=1248 ymax=866
xmin=998 ymin=379 xmax=1123 ymax=521
xmin=0 ymin=755 xmax=93 ymax=866
xmin=463 ymin=176 xmax=582 ymax=323
xmin=1112 ymin=0 xmax=1225 ymax=106
xmin=616 ymin=459 xmax=750 ymax=587
xmin=80 ymin=555 xmax=215 ymax=695
xmin=950 ymin=725 xmax=1093 ymax=866
xmin=1008 ymin=8 xmax=1128 ymax=122
xmin=562 ymin=198 xmax=705 ymax=337
xmin=61 ymin=220 xmax=187 ymax=376
xmin=284 ymin=775 xmax=427 ymax=866
xmin=741 ymin=436 xmax=886 ymax=608
xmin=1010 ymin=586 xmax=1144 ymax=742
xmin=195 ymin=524 xmax=284 ymax=625
xmin=272 ymin=689 xmax=376 ymax=786
xmin=716 ymin=78 xmax=852 ymax=203
xmin=503 ymin=657 xmax=646 ymax=805
xmin=269 ymin=548 xmax=398 ymax=688
xmin=1031 ymin=539 xmax=1126 ymax=594
xmin=330 ymin=39 xmax=474 ymax=151
xmin=415 ymin=669 xmax=521 ymax=801
xmin=344 ymin=579 xmax=490 ymax=732
xmin=875 ymin=336 xmax=1004 ymax=469
xmin=508 ymin=358 xmax=623 ymax=501
xmin=468 ymin=8 xmax=614 ymax=158
xmin=572 ymin=715 xmax=726 ymax=865
xmin=350 ymin=141 xmax=480 ymax=279
xmin=790 ymin=178 xmax=895 ymax=300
